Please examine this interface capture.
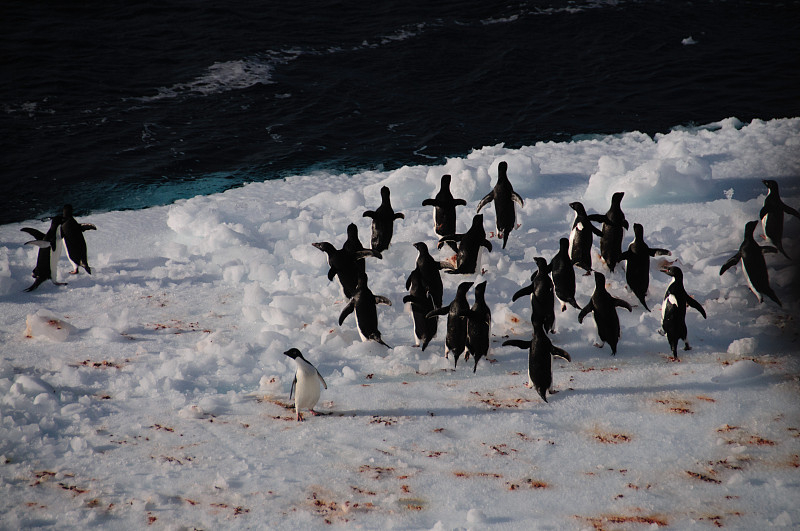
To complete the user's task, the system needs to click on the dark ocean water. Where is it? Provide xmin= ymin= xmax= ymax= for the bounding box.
xmin=3 ymin=0 xmax=799 ymax=225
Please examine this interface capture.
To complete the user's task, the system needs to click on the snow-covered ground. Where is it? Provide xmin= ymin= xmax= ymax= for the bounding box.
xmin=1 ymin=117 xmax=799 ymax=529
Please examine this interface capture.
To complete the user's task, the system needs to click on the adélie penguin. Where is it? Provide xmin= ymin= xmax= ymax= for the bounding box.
xmin=463 ymin=281 xmax=492 ymax=373
xmin=568 ymin=202 xmax=604 ymax=274
xmin=403 ymin=267 xmax=438 ymax=351
xmin=476 ymin=161 xmax=524 ymax=249
xmin=549 ymin=238 xmax=581 ymax=311
xmin=411 ymin=241 xmax=445 ymax=308
xmin=438 ymin=214 xmax=493 ymax=275
xmin=599 ymin=192 xmax=629 ymax=272
xmin=363 ymin=186 xmax=404 ymax=254
xmin=618 ymin=223 xmax=671 ymax=311
xmin=719 ymin=220 xmax=781 ymax=306
xmin=312 ymin=240 xmax=381 ymax=299
xmin=60 ymin=204 xmax=96 ymax=275
xmin=20 ymin=215 xmax=66 ymax=292
xmin=660 ymin=266 xmax=706 ymax=360
xmin=503 ymin=321 xmax=571 ymax=403
xmin=283 ymin=348 xmax=327 ymax=421
xmin=338 ymin=273 xmax=393 ymax=347
xmin=422 ymin=174 xmax=467 ymax=250
xmin=578 ymin=272 xmax=633 ymax=355
xmin=760 ymin=179 xmax=800 ymax=259
xmin=511 ymin=257 xmax=556 ymax=334
xmin=426 ymin=281 xmax=473 ymax=368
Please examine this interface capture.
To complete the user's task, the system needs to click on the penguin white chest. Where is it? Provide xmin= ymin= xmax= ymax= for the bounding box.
xmin=293 ymin=361 xmax=323 ymax=411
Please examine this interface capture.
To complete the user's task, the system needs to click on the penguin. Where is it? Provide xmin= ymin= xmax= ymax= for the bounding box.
xmin=719 ymin=220 xmax=781 ymax=306
xmin=464 ymin=280 xmax=491 ymax=373
xmin=760 ymin=179 xmax=800 ymax=259
xmin=599 ymin=192 xmax=629 ymax=272
xmin=283 ymin=348 xmax=327 ymax=421
xmin=549 ymin=238 xmax=581 ymax=311
xmin=363 ymin=186 xmax=404 ymax=253
xmin=20 ymin=215 xmax=66 ymax=292
xmin=60 ymin=204 xmax=96 ymax=275
xmin=426 ymin=281 xmax=473 ymax=368
xmin=618 ymin=223 xmax=671 ymax=311
xmin=512 ymin=257 xmax=556 ymax=334
xmin=438 ymin=214 xmax=493 ymax=275
xmin=403 ymin=267 xmax=438 ymax=351
xmin=422 ymin=174 xmax=467 ymax=251
xmin=568 ymin=202 xmax=604 ymax=274
xmin=502 ymin=322 xmax=571 ymax=403
xmin=312 ymin=241 xmax=381 ymax=299
xmin=411 ymin=241 xmax=446 ymax=308
xmin=660 ymin=266 xmax=706 ymax=360
xmin=577 ymin=272 xmax=633 ymax=355
xmin=476 ymin=161 xmax=524 ymax=249
xmin=338 ymin=273 xmax=393 ymax=347
xmin=342 ymin=223 xmax=368 ymax=277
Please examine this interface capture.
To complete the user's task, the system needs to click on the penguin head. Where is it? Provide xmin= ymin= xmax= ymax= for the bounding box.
xmin=611 ymin=191 xmax=625 ymax=206
xmin=283 ymin=348 xmax=303 ymax=360
xmin=48 ymin=215 xmax=64 ymax=229
xmin=474 ymin=280 xmax=487 ymax=299
xmin=534 ymin=256 xmax=548 ymax=272
xmin=569 ymin=202 xmax=586 ymax=215
xmin=593 ymin=271 xmax=606 ymax=288
xmin=744 ymin=220 xmax=758 ymax=237
xmin=312 ymin=241 xmax=336 ymax=254
xmin=413 ymin=241 xmax=429 ymax=256
xmin=441 ymin=174 xmax=452 ymax=187
xmin=762 ymin=179 xmax=778 ymax=192
xmin=633 ymin=223 xmax=644 ymax=238
xmin=660 ymin=265 xmax=683 ymax=280
xmin=497 ymin=161 xmax=508 ymax=178
xmin=356 ymin=272 xmax=369 ymax=289
xmin=380 ymin=186 xmax=391 ymax=201
xmin=559 ymin=237 xmax=569 ymax=251
xmin=62 ymin=204 xmax=74 ymax=218
xmin=346 ymin=223 xmax=359 ymax=239
xmin=471 ymin=214 xmax=484 ymax=229
xmin=457 ymin=281 xmax=474 ymax=295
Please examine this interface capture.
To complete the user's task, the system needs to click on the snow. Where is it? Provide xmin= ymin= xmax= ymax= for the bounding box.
xmin=1 ymin=117 xmax=799 ymax=529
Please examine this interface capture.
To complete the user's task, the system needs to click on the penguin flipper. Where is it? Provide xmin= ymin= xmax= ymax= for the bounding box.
xmin=425 ymin=305 xmax=451 ymax=319
xmin=354 ymin=249 xmax=382 ymax=260
xmin=374 ymin=295 xmax=392 ymax=306
xmin=338 ymin=300 xmax=355 ymax=325
xmin=455 ymin=198 xmax=468 ymax=207
xmin=783 ymin=203 xmax=800 ymax=219
xmin=20 ymin=228 xmax=47 ymax=241
xmin=481 ymin=239 xmax=493 ymax=252
xmin=719 ymin=253 xmax=741 ymax=276
xmin=421 ymin=198 xmax=437 ymax=207
xmin=613 ymin=297 xmax=633 ymax=312
xmin=512 ymin=284 xmax=534 ymax=302
xmin=24 ymin=240 xmax=52 ymax=249
xmin=80 ymin=223 xmax=97 ymax=231
xmin=511 ymin=192 xmax=524 ymax=207
xmin=316 ymin=369 xmax=327 ymax=390
xmin=650 ymin=248 xmax=671 ymax=257
xmin=394 ymin=212 xmax=405 ymax=220
xmin=577 ymin=302 xmax=594 ymax=323
xmin=290 ymin=375 xmax=297 ymax=400
xmin=551 ymin=346 xmax=571 ymax=362
xmin=362 ymin=210 xmax=376 ymax=219
xmin=760 ymin=245 xmax=779 ymax=254
xmin=502 ymin=339 xmax=531 ymax=349
xmin=622 ymin=219 xmax=629 ymax=230
xmin=687 ymin=296 xmax=707 ymax=319
xmin=476 ymin=192 xmax=494 ymax=213
xmin=327 ymin=267 xmax=337 ymax=281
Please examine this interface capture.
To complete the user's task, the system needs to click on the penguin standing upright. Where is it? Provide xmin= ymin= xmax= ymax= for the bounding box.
xmin=283 ymin=348 xmax=327 ymax=421
xmin=599 ymin=192 xmax=629 ymax=272
xmin=20 ymin=215 xmax=66 ymax=292
xmin=363 ymin=186 xmax=404 ymax=253
xmin=464 ymin=280 xmax=491 ymax=373
xmin=512 ymin=257 xmax=556 ymax=334
xmin=503 ymin=322 xmax=571 ymax=403
xmin=403 ymin=267 xmax=438 ymax=351
xmin=422 ymin=174 xmax=467 ymax=250
xmin=578 ymin=272 xmax=633 ymax=355
xmin=338 ymin=273 xmax=393 ymax=347
xmin=568 ymin=202 xmax=604 ymax=274
xmin=719 ymin=220 xmax=782 ymax=306
xmin=660 ymin=266 xmax=706 ymax=360
xmin=60 ymin=204 xmax=96 ymax=275
xmin=476 ymin=161 xmax=524 ymax=249
xmin=411 ymin=242 xmax=445 ymax=308
xmin=312 ymin=241 xmax=381 ymax=299
xmin=439 ymin=214 xmax=493 ymax=275
xmin=760 ymin=179 xmax=800 ymax=259
xmin=549 ymin=238 xmax=581 ymax=311
xmin=343 ymin=223 xmax=368 ymax=277
xmin=426 ymin=281 xmax=474 ymax=368
xmin=618 ymin=223 xmax=671 ymax=311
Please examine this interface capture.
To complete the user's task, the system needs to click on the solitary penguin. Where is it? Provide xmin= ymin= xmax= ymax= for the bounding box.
xmin=512 ymin=257 xmax=556 ymax=334
xmin=549 ymin=238 xmax=581 ymax=311
xmin=312 ymin=241 xmax=381 ymax=299
xmin=476 ymin=161 xmax=524 ymax=249
xmin=719 ymin=220 xmax=781 ymax=306
xmin=660 ymin=266 xmax=706 ymax=360
xmin=20 ymin=215 xmax=66 ymax=292
xmin=403 ymin=267 xmax=438 ymax=351
xmin=426 ymin=281 xmax=473 ymax=368
xmin=283 ymin=348 xmax=327 ymax=421
xmin=503 ymin=322 xmax=571 ymax=403
xmin=760 ymin=179 xmax=800 ymax=259
xmin=568 ymin=202 xmax=604 ymax=274
xmin=439 ymin=214 xmax=493 ymax=275
xmin=363 ymin=186 xmax=404 ymax=254
xmin=338 ymin=273 xmax=393 ymax=347
xmin=464 ymin=281 xmax=492 ymax=373
xmin=60 ymin=204 xmax=96 ymax=275
xmin=422 ymin=174 xmax=467 ymax=250
xmin=578 ymin=272 xmax=633 ymax=355
xmin=599 ymin=192 xmax=629 ymax=272
xmin=618 ymin=223 xmax=671 ymax=311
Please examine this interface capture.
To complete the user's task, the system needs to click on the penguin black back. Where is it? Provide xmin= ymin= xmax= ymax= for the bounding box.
xmin=476 ymin=161 xmax=524 ymax=249
xmin=427 ymin=281 xmax=473 ymax=367
xmin=439 ymin=214 xmax=493 ymax=275
xmin=619 ymin=223 xmax=671 ymax=311
xmin=549 ymin=238 xmax=580 ymax=311
xmin=719 ymin=220 xmax=782 ymax=306
xmin=599 ymin=192 xmax=628 ymax=272
xmin=363 ymin=186 xmax=404 ymax=253
xmin=465 ymin=280 xmax=491 ymax=373
xmin=568 ymin=201 xmax=603 ymax=273
xmin=422 ymin=174 xmax=467 ymax=243
xmin=577 ymin=272 xmax=633 ymax=355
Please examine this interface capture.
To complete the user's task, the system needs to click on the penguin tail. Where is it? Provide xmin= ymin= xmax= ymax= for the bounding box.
xmin=24 ymin=277 xmax=47 ymax=292
xmin=537 ymin=388 xmax=548 ymax=402
xmin=374 ymin=336 xmax=392 ymax=349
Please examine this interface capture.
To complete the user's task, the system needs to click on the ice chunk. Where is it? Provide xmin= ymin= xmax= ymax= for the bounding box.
xmin=711 ymin=359 xmax=763 ymax=384
xmin=24 ymin=310 xmax=76 ymax=342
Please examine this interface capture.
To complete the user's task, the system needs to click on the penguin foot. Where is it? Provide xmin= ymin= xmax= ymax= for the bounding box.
xmin=593 ymin=341 xmax=605 ymax=349
xmin=683 ymin=342 xmax=692 ymax=351
xmin=70 ymin=269 xmax=79 ymax=275
xmin=295 ymin=412 xmax=304 ymax=421
xmin=310 ymin=409 xmax=321 ymax=416
xmin=523 ymin=381 xmax=532 ymax=389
